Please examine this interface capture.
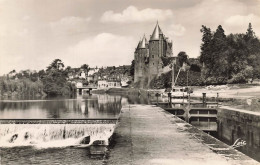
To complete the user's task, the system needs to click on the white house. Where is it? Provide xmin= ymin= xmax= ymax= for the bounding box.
xmin=97 ymin=80 xmax=121 ymax=89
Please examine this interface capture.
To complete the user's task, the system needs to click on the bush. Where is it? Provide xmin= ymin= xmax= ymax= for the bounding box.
xmin=228 ymin=66 xmax=253 ymax=84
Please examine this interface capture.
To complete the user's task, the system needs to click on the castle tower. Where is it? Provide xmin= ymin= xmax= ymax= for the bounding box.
xmin=134 ymin=35 xmax=149 ymax=83
xmin=133 ymin=22 xmax=173 ymax=87
xmin=148 ymin=22 xmax=164 ymax=82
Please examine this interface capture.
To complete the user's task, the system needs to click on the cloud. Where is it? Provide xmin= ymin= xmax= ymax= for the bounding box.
xmin=225 ymin=14 xmax=260 ymax=26
xmin=49 ymin=16 xmax=91 ymax=35
xmin=167 ymin=24 xmax=186 ymax=36
xmin=22 ymin=15 xmax=31 ymax=21
xmin=65 ymin=33 xmax=135 ymax=67
xmin=224 ymin=14 xmax=260 ymax=34
xmin=100 ymin=6 xmax=173 ymax=23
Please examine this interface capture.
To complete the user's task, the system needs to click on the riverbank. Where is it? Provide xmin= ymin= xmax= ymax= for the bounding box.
xmin=93 ymin=85 xmax=260 ymax=113
xmin=92 ymin=88 xmax=163 ymax=96
xmin=93 ymin=84 xmax=260 ymax=98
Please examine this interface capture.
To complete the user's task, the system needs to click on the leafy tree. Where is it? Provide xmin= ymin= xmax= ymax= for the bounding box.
xmin=190 ymin=64 xmax=201 ymax=72
xmin=80 ymin=64 xmax=89 ymax=73
xmin=22 ymin=70 xmax=30 ymax=79
xmin=46 ymin=59 xmax=64 ymax=71
xmin=42 ymin=59 xmax=75 ymax=96
xmin=199 ymin=23 xmax=260 ymax=85
xmin=245 ymin=23 xmax=255 ymax=40
xmin=200 ymin=25 xmax=213 ymax=67
xmin=38 ymin=70 xmax=46 ymax=79
xmin=130 ymin=60 xmax=135 ymax=76
xmin=177 ymin=51 xmax=189 ymax=67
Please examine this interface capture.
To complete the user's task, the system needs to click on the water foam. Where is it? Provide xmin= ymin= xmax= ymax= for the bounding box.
xmin=0 ymin=124 xmax=115 ymax=148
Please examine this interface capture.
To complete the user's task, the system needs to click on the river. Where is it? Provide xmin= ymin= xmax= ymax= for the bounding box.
xmin=0 ymin=93 xmax=259 ymax=164
xmin=0 ymin=94 xmax=130 ymax=165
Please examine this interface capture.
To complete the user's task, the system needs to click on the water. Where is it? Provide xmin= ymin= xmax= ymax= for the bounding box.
xmin=0 ymin=124 xmax=114 ymax=148
xmin=0 ymin=95 xmax=123 ymax=119
xmin=0 ymin=94 xmax=125 ymax=164
xmin=1 ymin=93 xmax=259 ymax=163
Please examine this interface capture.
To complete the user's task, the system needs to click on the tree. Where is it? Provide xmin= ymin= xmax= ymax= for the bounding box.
xmin=46 ymin=59 xmax=64 ymax=71
xmin=130 ymin=60 xmax=135 ymax=76
xmin=38 ymin=70 xmax=46 ymax=79
xmin=177 ymin=51 xmax=189 ymax=67
xmin=244 ymin=23 xmax=260 ymax=80
xmin=81 ymin=64 xmax=89 ymax=71
xmin=200 ymin=25 xmax=213 ymax=65
xmin=245 ymin=23 xmax=255 ymax=40
xmin=42 ymin=59 xmax=75 ymax=96
xmin=205 ymin=25 xmax=229 ymax=83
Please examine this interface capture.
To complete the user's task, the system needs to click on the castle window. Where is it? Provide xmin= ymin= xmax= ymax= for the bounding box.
xmin=152 ymin=55 xmax=154 ymax=58
xmin=153 ymin=63 xmax=154 ymax=65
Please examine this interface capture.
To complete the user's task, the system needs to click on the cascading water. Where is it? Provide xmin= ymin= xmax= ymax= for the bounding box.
xmin=0 ymin=124 xmax=115 ymax=148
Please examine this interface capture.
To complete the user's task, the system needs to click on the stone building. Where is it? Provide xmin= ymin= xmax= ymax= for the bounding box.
xmin=134 ymin=22 xmax=173 ymax=87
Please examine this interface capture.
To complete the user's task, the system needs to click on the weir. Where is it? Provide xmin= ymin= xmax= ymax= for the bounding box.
xmin=0 ymin=118 xmax=119 ymax=148
xmin=0 ymin=118 xmax=118 ymax=124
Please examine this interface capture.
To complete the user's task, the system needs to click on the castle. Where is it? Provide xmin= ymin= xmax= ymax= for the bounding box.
xmin=134 ymin=22 xmax=173 ymax=87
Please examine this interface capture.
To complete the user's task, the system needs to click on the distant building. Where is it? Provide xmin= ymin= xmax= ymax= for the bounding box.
xmin=134 ymin=22 xmax=173 ymax=87
xmin=97 ymin=80 xmax=121 ymax=89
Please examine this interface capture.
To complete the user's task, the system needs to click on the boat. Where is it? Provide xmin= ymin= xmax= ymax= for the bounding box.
xmin=171 ymin=86 xmax=188 ymax=98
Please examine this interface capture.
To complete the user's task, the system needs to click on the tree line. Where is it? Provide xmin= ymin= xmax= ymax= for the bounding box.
xmin=0 ymin=78 xmax=44 ymax=97
xmin=149 ymin=23 xmax=260 ymax=88
xmin=0 ymin=59 xmax=84 ymax=97
xmin=200 ymin=23 xmax=260 ymax=84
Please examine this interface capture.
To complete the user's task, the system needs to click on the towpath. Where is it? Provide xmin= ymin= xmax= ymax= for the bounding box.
xmin=106 ymin=104 xmax=258 ymax=165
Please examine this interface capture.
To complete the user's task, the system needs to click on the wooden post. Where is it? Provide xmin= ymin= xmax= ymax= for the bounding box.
xmin=172 ymin=59 xmax=175 ymax=88
xmin=202 ymin=93 xmax=206 ymax=107
xmin=168 ymin=92 xmax=172 ymax=108
xmin=156 ymin=93 xmax=159 ymax=106
xmin=216 ymin=93 xmax=219 ymax=107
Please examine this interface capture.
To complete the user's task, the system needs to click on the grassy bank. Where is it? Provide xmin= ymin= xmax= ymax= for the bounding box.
xmin=92 ymin=87 xmax=260 ymax=113
xmin=92 ymin=88 xmax=163 ymax=96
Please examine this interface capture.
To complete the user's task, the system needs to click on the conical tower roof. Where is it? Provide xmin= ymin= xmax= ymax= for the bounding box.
xmin=136 ymin=40 xmax=141 ymax=49
xmin=150 ymin=22 xmax=163 ymax=41
xmin=139 ymin=35 xmax=147 ymax=49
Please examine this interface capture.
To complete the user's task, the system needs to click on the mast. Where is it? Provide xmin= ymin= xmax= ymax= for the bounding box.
xmin=171 ymin=59 xmax=175 ymax=88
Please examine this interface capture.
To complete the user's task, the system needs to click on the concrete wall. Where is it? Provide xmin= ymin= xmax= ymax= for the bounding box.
xmin=217 ymin=107 xmax=260 ymax=161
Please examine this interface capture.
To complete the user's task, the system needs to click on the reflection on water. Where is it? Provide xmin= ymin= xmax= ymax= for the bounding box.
xmin=0 ymin=94 xmax=123 ymax=119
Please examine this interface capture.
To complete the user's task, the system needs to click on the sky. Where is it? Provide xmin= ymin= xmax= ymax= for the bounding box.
xmin=0 ymin=0 xmax=260 ymax=75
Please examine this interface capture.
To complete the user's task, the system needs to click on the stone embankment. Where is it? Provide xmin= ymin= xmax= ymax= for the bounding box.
xmin=107 ymin=104 xmax=258 ymax=165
